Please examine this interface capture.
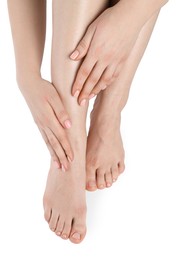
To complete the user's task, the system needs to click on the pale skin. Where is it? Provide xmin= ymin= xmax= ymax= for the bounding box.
xmin=7 ymin=0 xmax=168 ymax=244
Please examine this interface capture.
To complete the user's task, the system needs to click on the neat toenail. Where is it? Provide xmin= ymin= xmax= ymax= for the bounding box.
xmin=107 ymin=183 xmax=111 ymax=187
xmin=113 ymin=179 xmax=117 ymax=182
xmin=80 ymin=99 xmax=86 ymax=106
xmin=72 ymin=233 xmax=81 ymax=240
xmin=99 ymin=184 xmax=104 ymax=189
xmin=56 ymin=231 xmax=61 ymax=236
xmin=50 ymin=227 xmax=55 ymax=231
xmin=62 ymin=234 xmax=68 ymax=239
xmin=88 ymin=181 xmax=96 ymax=188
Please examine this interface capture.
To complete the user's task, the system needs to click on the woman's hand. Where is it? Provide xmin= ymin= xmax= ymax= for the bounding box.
xmin=70 ymin=5 xmax=141 ymax=105
xmin=18 ymin=76 xmax=73 ymax=171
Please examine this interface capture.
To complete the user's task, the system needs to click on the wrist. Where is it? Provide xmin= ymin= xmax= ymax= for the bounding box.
xmin=16 ymin=69 xmax=42 ymax=89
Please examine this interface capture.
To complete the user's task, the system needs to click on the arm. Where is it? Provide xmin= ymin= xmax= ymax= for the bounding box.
xmin=70 ymin=0 xmax=168 ymax=105
xmin=7 ymin=0 xmax=73 ymax=170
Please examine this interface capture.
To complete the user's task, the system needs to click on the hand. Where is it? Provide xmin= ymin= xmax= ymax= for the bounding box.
xmin=18 ymin=76 xmax=73 ymax=171
xmin=70 ymin=5 xmax=140 ymax=105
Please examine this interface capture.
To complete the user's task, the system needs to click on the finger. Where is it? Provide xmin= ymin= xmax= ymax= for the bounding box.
xmin=45 ymin=127 xmax=69 ymax=172
xmin=38 ymin=127 xmax=61 ymax=168
xmin=72 ymin=55 xmax=96 ymax=98
xmin=70 ymin=24 xmax=96 ymax=60
xmin=78 ymin=62 xmax=105 ymax=104
xmin=100 ymin=64 xmax=117 ymax=86
xmin=90 ymin=64 xmax=117 ymax=95
xmin=50 ymin=121 xmax=74 ymax=162
xmin=48 ymin=92 xmax=72 ymax=129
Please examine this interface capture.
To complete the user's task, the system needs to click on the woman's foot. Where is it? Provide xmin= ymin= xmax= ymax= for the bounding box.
xmin=43 ymin=130 xmax=87 ymax=244
xmin=86 ymin=94 xmax=125 ymax=191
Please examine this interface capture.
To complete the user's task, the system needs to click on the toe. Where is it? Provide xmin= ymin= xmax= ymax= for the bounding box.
xmin=55 ymin=217 xmax=65 ymax=236
xmin=49 ymin=212 xmax=59 ymax=232
xmin=70 ymin=218 xmax=86 ymax=244
xmin=61 ymin=219 xmax=72 ymax=240
xmin=96 ymin=169 xmax=106 ymax=189
xmin=111 ymin=166 xmax=119 ymax=183
xmin=118 ymin=161 xmax=125 ymax=174
xmin=44 ymin=208 xmax=52 ymax=223
xmin=86 ymin=168 xmax=97 ymax=191
xmin=105 ymin=172 xmax=113 ymax=188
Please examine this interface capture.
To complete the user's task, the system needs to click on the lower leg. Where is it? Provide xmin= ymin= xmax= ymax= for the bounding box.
xmin=43 ymin=0 xmax=109 ymax=244
xmin=86 ymin=10 xmax=160 ymax=190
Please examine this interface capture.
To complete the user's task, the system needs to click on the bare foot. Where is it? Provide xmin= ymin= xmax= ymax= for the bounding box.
xmin=43 ymin=131 xmax=87 ymax=244
xmin=86 ymin=94 xmax=125 ymax=191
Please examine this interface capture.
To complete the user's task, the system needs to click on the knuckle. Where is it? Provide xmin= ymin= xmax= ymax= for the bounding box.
xmin=58 ymin=110 xmax=68 ymax=121
xmin=103 ymin=75 xmax=111 ymax=83
xmin=79 ymin=39 xmax=87 ymax=51
xmin=81 ymin=67 xmax=89 ymax=77
xmin=89 ymin=75 xmax=98 ymax=84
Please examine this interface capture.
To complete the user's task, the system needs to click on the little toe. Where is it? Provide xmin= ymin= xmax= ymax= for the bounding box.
xmin=61 ymin=219 xmax=72 ymax=240
xmin=86 ymin=168 xmax=97 ymax=191
xmin=49 ymin=212 xmax=59 ymax=232
xmin=105 ymin=172 xmax=113 ymax=188
xmin=55 ymin=217 xmax=65 ymax=236
xmin=96 ymin=169 xmax=106 ymax=189
xmin=111 ymin=166 xmax=119 ymax=183
xmin=70 ymin=218 xmax=86 ymax=244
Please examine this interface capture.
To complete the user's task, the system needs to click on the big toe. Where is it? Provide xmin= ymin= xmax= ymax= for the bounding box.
xmin=70 ymin=218 xmax=86 ymax=244
xmin=86 ymin=168 xmax=97 ymax=191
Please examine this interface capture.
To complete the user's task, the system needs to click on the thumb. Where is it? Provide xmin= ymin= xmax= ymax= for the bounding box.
xmin=70 ymin=24 xmax=95 ymax=60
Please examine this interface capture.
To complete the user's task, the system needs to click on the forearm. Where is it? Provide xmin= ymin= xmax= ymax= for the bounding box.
xmin=114 ymin=0 xmax=168 ymax=30
xmin=7 ymin=0 xmax=46 ymax=83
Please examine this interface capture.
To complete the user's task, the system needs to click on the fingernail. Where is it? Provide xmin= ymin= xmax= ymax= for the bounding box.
xmin=80 ymin=99 xmax=86 ymax=106
xmin=61 ymin=164 xmax=66 ymax=172
xmin=72 ymin=233 xmax=81 ymax=240
xmin=102 ymin=85 xmax=107 ymax=90
xmin=70 ymin=50 xmax=79 ymax=59
xmin=89 ymin=94 xmax=95 ymax=100
xmin=64 ymin=120 xmax=72 ymax=129
xmin=67 ymin=156 xmax=73 ymax=163
xmin=54 ymin=160 xmax=60 ymax=169
xmin=74 ymin=90 xmax=80 ymax=98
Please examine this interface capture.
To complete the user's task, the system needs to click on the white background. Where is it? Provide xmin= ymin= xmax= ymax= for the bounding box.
xmin=0 ymin=1 xmax=179 ymax=259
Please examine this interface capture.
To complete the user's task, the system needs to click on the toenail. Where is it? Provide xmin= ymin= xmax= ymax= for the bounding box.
xmin=107 ymin=183 xmax=111 ymax=187
xmin=50 ymin=227 xmax=55 ymax=231
xmin=113 ymin=179 xmax=117 ymax=182
xmin=62 ymin=234 xmax=67 ymax=239
xmin=99 ymin=184 xmax=104 ymax=189
xmin=56 ymin=231 xmax=61 ymax=236
xmin=72 ymin=233 xmax=81 ymax=240
xmin=88 ymin=181 xmax=96 ymax=188
xmin=80 ymin=99 xmax=86 ymax=106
